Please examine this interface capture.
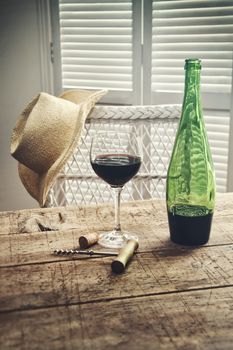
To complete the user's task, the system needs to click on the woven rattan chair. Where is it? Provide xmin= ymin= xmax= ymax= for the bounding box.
xmin=45 ymin=105 xmax=181 ymax=207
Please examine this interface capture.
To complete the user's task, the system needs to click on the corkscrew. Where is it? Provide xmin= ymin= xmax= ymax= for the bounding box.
xmin=53 ymin=249 xmax=118 ymax=257
xmin=53 ymin=239 xmax=139 ymax=273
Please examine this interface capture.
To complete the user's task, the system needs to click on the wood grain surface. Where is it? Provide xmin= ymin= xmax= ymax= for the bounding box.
xmin=0 ymin=193 xmax=233 ymax=349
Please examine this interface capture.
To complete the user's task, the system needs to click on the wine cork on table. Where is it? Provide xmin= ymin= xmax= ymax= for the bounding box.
xmin=111 ymin=239 xmax=139 ymax=274
xmin=79 ymin=232 xmax=99 ymax=249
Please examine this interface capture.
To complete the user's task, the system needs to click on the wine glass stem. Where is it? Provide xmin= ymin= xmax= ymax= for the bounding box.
xmin=113 ymin=187 xmax=123 ymax=232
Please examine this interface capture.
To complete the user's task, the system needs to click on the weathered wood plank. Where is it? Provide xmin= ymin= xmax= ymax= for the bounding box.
xmin=0 ymin=199 xmax=164 ymax=235
xmin=1 ymin=195 xmax=233 ymax=254
xmin=1 ymin=286 xmax=233 ymax=350
xmin=0 ymin=196 xmax=233 ymax=266
xmin=0 ymin=218 xmax=232 ymax=267
xmin=0 ymin=244 xmax=232 ymax=312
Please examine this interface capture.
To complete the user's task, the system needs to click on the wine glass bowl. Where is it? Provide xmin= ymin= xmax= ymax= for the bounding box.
xmin=90 ymin=131 xmax=142 ymax=248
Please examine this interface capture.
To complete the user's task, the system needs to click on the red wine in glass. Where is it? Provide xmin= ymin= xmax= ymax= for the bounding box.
xmin=91 ymin=154 xmax=141 ymax=187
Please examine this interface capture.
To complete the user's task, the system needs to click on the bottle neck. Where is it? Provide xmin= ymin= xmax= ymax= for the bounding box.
xmin=183 ymin=68 xmax=201 ymax=110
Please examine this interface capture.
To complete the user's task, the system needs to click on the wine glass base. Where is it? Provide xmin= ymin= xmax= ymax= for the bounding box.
xmin=98 ymin=230 xmax=138 ymax=249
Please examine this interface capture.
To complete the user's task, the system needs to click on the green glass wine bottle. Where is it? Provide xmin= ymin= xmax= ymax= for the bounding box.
xmin=166 ymin=58 xmax=215 ymax=246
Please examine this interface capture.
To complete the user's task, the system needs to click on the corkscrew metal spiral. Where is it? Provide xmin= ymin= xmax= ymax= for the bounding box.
xmin=53 ymin=249 xmax=118 ymax=257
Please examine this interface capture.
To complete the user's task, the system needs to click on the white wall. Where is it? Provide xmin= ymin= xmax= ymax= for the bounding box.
xmin=0 ymin=0 xmax=44 ymax=211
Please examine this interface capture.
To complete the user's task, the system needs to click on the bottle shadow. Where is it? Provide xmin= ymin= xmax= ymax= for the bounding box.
xmin=151 ymin=238 xmax=203 ymax=258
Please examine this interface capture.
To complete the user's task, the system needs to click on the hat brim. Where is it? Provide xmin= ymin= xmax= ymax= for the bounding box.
xmin=18 ymin=163 xmax=41 ymax=202
xmin=59 ymin=89 xmax=99 ymax=104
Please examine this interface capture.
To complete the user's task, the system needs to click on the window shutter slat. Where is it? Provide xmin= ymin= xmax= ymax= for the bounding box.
xmin=61 ymin=27 xmax=132 ymax=35
xmin=153 ymin=8 xmax=233 ymax=18
xmin=153 ymin=16 xmax=233 ymax=27
xmin=154 ymin=0 xmax=233 ymax=10
xmin=61 ymin=19 xmax=132 ymax=27
xmin=63 ymin=79 xmax=131 ymax=90
xmin=153 ymin=33 xmax=233 ymax=43
xmin=62 ymin=49 xmax=131 ymax=58
xmin=152 ymin=67 xmax=232 ymax=76
xmin=61 ymin=43 xmax=132 ymax=50
xmin=60 ymin=3 xmax=131 ymax=11
xmin=61 ymin=35 xmax=132 ymax=43
xmin=152 ymin=59 xmax=232 ymax=69
xmin=61 ymin=0 xmax=130 ymax=3
xmin=154 ymin=25 xmax=233 ymax=35
xmin=62 ymin=58 xmax=131 ymax=66
xmin=63 ymin=65 xmax=131 ymax=74
xmin=60 ymin=11 xmax=132 ymax=20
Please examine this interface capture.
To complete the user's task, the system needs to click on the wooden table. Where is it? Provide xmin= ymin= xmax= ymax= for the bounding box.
xmin=0 ymin=193 xmax=233 ymax=350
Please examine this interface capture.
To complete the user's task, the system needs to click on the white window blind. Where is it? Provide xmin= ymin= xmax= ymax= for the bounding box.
xmin=151 ymin=0 xmax=233 ymax=107
xmin=59 ymin=0 xmax=133 ymax=104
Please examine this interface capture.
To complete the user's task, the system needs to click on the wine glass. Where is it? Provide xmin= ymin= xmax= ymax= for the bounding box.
xmin=90 ymin=130 xmax=142 ymax=248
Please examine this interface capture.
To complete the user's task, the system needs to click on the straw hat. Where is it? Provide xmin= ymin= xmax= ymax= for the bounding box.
xmin=10 ymin=89 xmax=106 ymax=207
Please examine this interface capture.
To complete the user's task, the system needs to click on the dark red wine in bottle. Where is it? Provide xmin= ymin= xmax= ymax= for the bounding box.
xmin=91 ymin=154 xmax=141 ymax=187
xmin=168 ymin=206 xmax=213 ymax=246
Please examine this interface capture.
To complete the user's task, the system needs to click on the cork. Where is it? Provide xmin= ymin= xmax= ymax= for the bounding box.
xmin=79 ymin=232 xmax=99 ymax=249
xmin=111 ymin=239 xmax=139 ymax=274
